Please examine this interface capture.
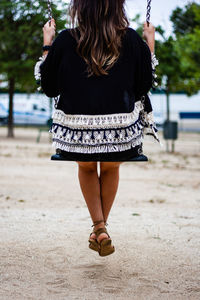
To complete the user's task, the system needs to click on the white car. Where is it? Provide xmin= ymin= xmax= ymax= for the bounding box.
xmin=0 ymin=93 xmax=53 ymax=125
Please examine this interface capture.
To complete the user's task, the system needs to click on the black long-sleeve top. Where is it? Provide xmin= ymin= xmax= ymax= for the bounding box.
xmin=40 ymin=27 xmax=153 ymax=115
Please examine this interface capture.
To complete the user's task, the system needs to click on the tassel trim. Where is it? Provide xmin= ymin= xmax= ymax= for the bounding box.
xmin=49 ymin=98 xmax=161 ymax=153
xmin=50 ymin=117 xmax=144 ymax=146
xmin=52 ymin=134 xmax=143 ymax=154
xmin=141 ymin=111 xmax=161 ymax=145
xmin=34 ymin=55 xmax=47 ymax=92
xmin=151 ymin=53 xmax=159 ymax=88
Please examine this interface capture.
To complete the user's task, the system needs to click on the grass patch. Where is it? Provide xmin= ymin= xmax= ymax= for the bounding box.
xmin=132 ymin=213 xmax=141 ymax=216
xmin=148 ymin=159 xmax=155 ymax=164
xmin=149 ymin=198 xmax=166 ymax=204
xmin=38 ymin=152 xmax=51 ymax=158
xmin=162 ymin=160 xmax=169 ymax=164
xmin=0 ymin=153 xmax=12 ymax=157
xmin=153 ymin=235 xmax=161 ymax=240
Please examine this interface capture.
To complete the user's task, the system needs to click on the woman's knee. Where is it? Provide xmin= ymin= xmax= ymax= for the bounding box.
xmin=77 ymin=161 xmax=97 ymax=172
xmin=100 ymin=162 xmax=122 ymax=172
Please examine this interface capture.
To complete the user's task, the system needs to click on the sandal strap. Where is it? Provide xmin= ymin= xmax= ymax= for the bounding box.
xmin=91 ymin=220 xmax=108 ymax=227
xmin=91 ymin=220 xmax=104 ymax=227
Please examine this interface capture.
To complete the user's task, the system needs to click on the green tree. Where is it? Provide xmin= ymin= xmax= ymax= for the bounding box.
xmin=132 ymin=3 xmax=200 ymax=120
xmin=155 ymin=35 xmax=183 ymax=120
xmin=170 ymin=2 xmax=200 ymax=35
xmin=0 ymin=0 xmax=67 ymax=137
xmin=171 ymin=2 xmax=200 ymax=96
xmin=131 ymin=15 xmax=182 ymax=120
xmin=156 ymin=2 xmax=200 ymax=119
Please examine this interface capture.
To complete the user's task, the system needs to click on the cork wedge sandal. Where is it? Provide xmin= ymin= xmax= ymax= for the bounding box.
xmin=88 ymin=231 xmax=99 ymax=252
xmin=88 ymin=220 xmax=106 ymax=252
xmin=94 ymin=227 xmax=115 ymax=256
xmin=88 ymin=220 xmax=112 ymax=254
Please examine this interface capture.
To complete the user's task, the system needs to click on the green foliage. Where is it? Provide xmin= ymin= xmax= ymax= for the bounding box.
xmin=175 ymin=29 xmax=200 ymax=95
xmin=0 ymin=0 xmax=68 ymax=92
xmin=131 ymin=3 xmax=200 ymax=96
xmin=155 ymin=36 xmax=182 ymax=93
xmin=171 ymin=2 xmax=200 ymax=95
xmin=131 ymin=14 xmax=182 ymax=94
xmin=170 ymin=2 xmax=200 ymax=36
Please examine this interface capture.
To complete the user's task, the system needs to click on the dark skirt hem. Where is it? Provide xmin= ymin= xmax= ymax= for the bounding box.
xmin=56 ymin=144 xmax=143 ymax=162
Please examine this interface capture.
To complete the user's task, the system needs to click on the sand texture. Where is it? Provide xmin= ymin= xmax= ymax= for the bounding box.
xmin=0 ymin=128 xmax=200 ymax=300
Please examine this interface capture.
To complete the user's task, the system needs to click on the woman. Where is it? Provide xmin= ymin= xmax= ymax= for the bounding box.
xmin=35 ymin=0 xmax=158 ymax=256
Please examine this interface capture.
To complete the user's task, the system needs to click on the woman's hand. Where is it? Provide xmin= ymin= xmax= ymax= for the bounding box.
xmin=143 ymin=22 xmax=155 ymax=53
xmin=143 ymin=22 xmax=155 ymax=42
xmin=43 ymin=18 xmax=56 ymax=46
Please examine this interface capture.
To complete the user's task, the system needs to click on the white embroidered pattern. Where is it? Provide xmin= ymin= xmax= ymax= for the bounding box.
xmin=52 ymin=135 xmax=143 ymax=154
xmin=50 ymin=100 xmax=160 ymax=154
xmin=52 ymin=101 xmax=144 ymax=129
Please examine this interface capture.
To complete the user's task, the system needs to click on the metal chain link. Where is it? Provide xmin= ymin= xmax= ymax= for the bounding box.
xmin=146 ymin=0 xmax=152 ymax=26
xmin=47 ymin=1 xmax=58 ymax=108
xmin=47 ymin=0 xmax=52 ymax=24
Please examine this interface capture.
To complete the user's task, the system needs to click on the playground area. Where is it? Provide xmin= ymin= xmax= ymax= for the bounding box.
xmin=0 ymin=127 xmax=200 ymax=299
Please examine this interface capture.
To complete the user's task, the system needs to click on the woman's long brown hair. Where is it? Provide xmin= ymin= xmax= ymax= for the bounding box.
xmin=69 ymin=0 xmax=129 ymax=77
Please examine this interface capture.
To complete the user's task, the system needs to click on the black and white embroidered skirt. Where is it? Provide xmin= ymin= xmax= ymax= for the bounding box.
xmin=49 ymin=100 xmax=157 ymax=161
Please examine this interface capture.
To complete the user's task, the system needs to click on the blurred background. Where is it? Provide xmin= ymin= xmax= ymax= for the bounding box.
xmin=0 ymin=0 xmax=200 ymax=155
xmin=0 ymin=0 xmax=199 ymax=146
xmin=0 ymin=2 xmax=200 ymax=299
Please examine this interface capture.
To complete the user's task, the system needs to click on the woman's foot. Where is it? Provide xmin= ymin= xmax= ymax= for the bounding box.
xmin=94 ymin=224 xmax=115 ymax=256
xmin=89 ymin=221 xmax=108 ymax=242
xmin=89 ymin=221 xmax=108 ymax=252
xmin=94 ymin=221 xmax=109 ymax=242
xmin=89 ymin=232 xmax=97 ymax=241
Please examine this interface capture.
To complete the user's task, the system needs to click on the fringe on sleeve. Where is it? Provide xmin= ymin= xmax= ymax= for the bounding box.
xmin=140 ymin=94 xmax=162 ymax=146
xmin=34 ymin=55 xmax=47 ymax=92
xmin=139 ymin=52 xmax=161 ymax=145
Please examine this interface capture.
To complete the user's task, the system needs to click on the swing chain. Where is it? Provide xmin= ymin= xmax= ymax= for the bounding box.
xmin=47 ymin=0 xmax=53 ymax=24
xmin=146 ymin=0 xmax=152 ymax=26
xmin=47 ymin=0 xmax=59 ymax=108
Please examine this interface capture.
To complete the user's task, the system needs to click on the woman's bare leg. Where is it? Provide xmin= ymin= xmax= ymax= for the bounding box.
xmin=77 ymin=162 xmax=103 ymax=222
xmin=77 ymin=162 xmax=108 ymax=242
xmin=99 ymin=162 xmax=122 ymax=223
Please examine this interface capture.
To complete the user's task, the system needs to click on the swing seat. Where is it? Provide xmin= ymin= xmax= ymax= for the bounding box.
xmin=51 ymin=153 xmax=148 ymax=162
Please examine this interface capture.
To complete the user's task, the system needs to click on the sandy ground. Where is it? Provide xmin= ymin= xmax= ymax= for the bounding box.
xmin=0 ymin=127 xmax=200 ymax=300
